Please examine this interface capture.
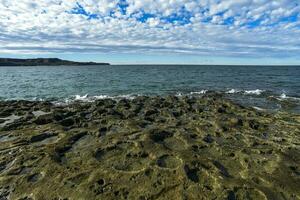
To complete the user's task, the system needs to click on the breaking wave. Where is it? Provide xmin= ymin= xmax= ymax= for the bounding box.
xmin=190 ymin=90 xmax=208 ymax=95
xmin=225 ymin=89 xmax=264 ymax=95
xmin=270 ymin=93 xmax=300 ymax=101
xmin=71 ymin=94 xmax=137 ymax=102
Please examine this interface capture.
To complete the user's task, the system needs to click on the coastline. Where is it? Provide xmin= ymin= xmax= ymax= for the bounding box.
xmin=0 ymin=95 xmax=299 ymax=199
xmin=0 ymin=58 xmax=110 ymax=66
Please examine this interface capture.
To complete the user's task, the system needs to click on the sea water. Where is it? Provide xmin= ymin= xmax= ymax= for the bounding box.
xmin=0 ymin=65 xmax=299 ymax=112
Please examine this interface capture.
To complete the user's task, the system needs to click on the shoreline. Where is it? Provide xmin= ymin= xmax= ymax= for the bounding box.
xmin=1 ymin=90 xmax=299 ymax=114
xmin=0 ymin=95 xmax=299 ymax=199
xmin=0 ymin=58 xmax=110 ymax=66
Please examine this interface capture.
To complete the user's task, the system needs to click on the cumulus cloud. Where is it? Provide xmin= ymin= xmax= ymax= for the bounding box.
xmin=0 ymin=0 xmax=299 ymax=58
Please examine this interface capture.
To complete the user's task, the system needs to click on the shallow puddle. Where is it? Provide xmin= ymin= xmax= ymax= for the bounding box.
xmin=0 ymin=134 xmax=18 ymax=142
xmin=32 ymin=135 xmax=59 ymax=146
xmin=0 ymin=115 xmax=22 ymax=127
xmin=32 ymin=110 xmax=51 ymax=117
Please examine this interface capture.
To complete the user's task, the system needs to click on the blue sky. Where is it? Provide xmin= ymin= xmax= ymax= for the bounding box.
xmin=1 ymin=0 xmax=300 ymax=64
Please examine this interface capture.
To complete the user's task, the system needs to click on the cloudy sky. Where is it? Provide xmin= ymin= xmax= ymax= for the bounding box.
xmin=1 ymin=0 xmax=300 ymax=64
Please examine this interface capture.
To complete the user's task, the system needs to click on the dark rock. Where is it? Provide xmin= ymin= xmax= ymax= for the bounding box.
xmin=117 ymin=99 xmax=131 ymax=108
xmin=68 ymin=132 xmax=87 ymax=143
xmin=262 ymin=132 xmax=269 ymax=139
xmin=144 ymin=109 xmax=158 ymax=117
xmin=203 ymin=134 xmax=214 ymax=143
xmin=99 ymin=127 xmax=108 ymax=137
xmin=217 ymin=107 xmax=226 ymax=113
xmin=60 ymin=118 xmax=75 ymax=127
xmin=0 ymin=109 xmax=13 ymax=118
xmin=27 ymin=173 xmax=40 ymax=183
xmin=97 ymin=179 xmax=105 ymax=186
xmin=103 ymin=99 xmax=116 ymax=108
xmin=34 ymin=114 xmax=53 ymax=125
xmin=53 ymin=112 xmax=64 ymax=121
xmin=184 ymin=165 xmax=199 ymax=183
xmin=213 ymin=161 xmax=231 ymax=178
xmin=249 ymin=120 xmax=260 ymax=130
xmin=30 ymin=132 xmax=57 ymax=143
xmin=149 ymin=129 xmax=173 ymax=143
xmin=227 ymin=190 xmax=236 ymax=200
xmin=0 ymin=186 xmax=10 ymax=199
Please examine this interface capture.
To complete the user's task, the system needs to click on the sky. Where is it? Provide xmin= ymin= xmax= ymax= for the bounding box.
xmin=0 ymin=0 xmax=300 ymax=65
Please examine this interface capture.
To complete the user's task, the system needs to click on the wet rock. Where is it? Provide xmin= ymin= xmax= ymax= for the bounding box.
xmin=53 ymin=112 xmax=64 ymax=121
xmin=149 ymin=129 xmax=173 ymax=143
xmin=0 ymin=109 xmax=14 ymax=118
xmin=184 ymin=165 xmax=199 ymax=183
xmin=0 ymin=186 xmax=10 ymax=199
xmin=262 ymin=132 xmax=269 ymax=139
xmin=144 ymin=109 xmax=158 ymax=117
xmin=97 ymin=179 xmax=105 ymax=186
xmin=68 ymin=132 xmax=87 ymax=143
xmin=217 ymin=106 xmax=227 ymax=113
xmin=27 ymin=173 xmax=40 ymax=183
xmin=248 ymin=120 xmax=260 ymax=130
xmin=99 ymin=127 xmax=108 ymax=137
xmin=30 ymin=132 xmax=57 ymax=143
xmin=213 ymin=161 xmax=231 ymax=178
xmin=203 ymin=134 xmax=214 ymax=143
xmin=60 ymin=117 xmax=75 ymax=127
xmin=0 ymin=97 xmax=299 ymax=199
xmin=34 ymin=114 xmax=53 ymax=125
xmin=156 ymin=155 xmax=181 ymax=169
xmin=227 ymin=190 xmax=236 ymax=200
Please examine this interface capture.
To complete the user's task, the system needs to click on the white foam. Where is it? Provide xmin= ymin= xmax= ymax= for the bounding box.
xmin=244 ymin=89 xmax=264 ymax=95
xmin=190 ymin=90 xmax=207 ymax=95
xmin=253 ymin=106 xmax=264 ymax=111
xmin=269 ymin=93 xmax=300 ymax=102
xmin=116 ymin=95 xmax=137 ymax=100
xmin=74 ymin=94 xmax=89 ymax=101
xmin=280 ymin=93 xmax=287 ymax=99
xmin=94 ymin=95 xmax=110 ymax=100
xmin=278 ymin=93 xmax=300 ymax=101
xmin=61 ymin=94 xmax=139 ymax=104
xmin=176 ymin=92 xmax=183 ymax=97
xmin=226 ymin=89 xmax=239 ymax=94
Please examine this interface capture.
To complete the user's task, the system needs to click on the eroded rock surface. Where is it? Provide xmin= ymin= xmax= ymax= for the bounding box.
xmin=0 ymin=96 xmax=299 ymax=200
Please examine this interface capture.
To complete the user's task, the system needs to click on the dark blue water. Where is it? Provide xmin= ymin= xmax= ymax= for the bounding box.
xmin=0 ymin=65 xmax=299 ymax=112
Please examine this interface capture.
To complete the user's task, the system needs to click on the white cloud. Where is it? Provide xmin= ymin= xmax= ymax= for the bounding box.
xmin=0 ymin=0 xmax=299 ymax=58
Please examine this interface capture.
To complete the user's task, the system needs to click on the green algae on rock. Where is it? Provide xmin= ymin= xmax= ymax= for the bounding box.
xmin=0 ymin=95 xmax=299 ymax=200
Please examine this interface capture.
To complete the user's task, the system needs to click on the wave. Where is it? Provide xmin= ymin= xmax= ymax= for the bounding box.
xmin=73 ymin=94 xmax=137 ymax=102
xmin=71 ymin=90 xmax=299 ymax=103
xmin=52 ymin=94 xmax=138 ymax=106
xmin=74 ymin=94 xmax=89 ymax=101
xmin=270 ymin=93 xmax=300 ymax=102
xmin=253 ymin=106 xmax=265 ymax=111
xmin=225 ymin=89 xmax=264 ymax=95
xmin=244 ymin=89 xmax=264 ymax=95
xmin=190 ymin=90 xmax=208 ymax=95
xmin=226 ymin=89 xmax=240 ymax=94
xmin=2 ymin=90 xmax=299 ymax=107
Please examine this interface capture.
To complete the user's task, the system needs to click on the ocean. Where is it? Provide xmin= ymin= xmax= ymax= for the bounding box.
xmin=0 ymin=65 xmax=299 ymax=113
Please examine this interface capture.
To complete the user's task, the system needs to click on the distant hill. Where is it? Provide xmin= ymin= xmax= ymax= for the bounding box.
xmin=0 ymin=58 xmax=110 ymax=66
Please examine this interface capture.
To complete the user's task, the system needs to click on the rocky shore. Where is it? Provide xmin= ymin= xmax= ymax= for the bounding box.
xmin=0 ymin=95 xmax=299 ymax=200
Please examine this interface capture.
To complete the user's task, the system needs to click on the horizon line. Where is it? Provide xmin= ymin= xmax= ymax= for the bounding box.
xmin=1 ymin=57 xmax=300 ymax=66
